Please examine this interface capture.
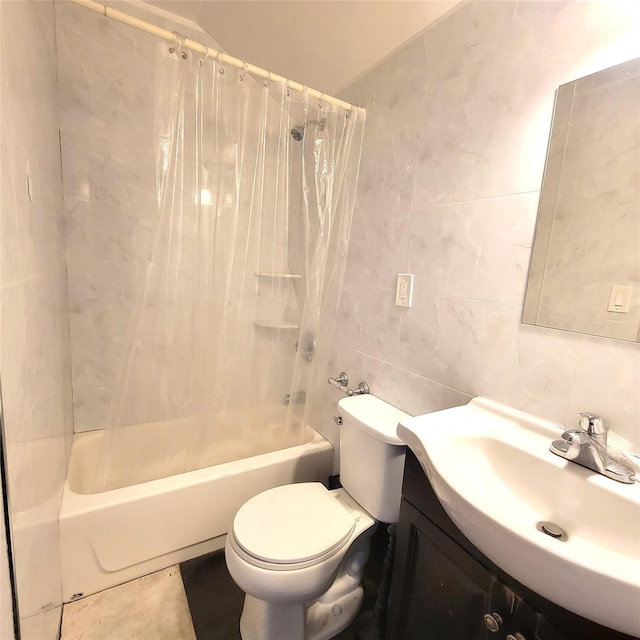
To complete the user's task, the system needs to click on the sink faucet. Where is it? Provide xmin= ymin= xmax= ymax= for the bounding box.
xmin=550 ymin=413 xmax=635 ymax=484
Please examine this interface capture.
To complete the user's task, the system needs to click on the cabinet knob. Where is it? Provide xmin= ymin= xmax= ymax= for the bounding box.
xmin=483 ymin=613 xmax=503 ymax=633
xmin=506 ymin=634 xmax=527 ymax=640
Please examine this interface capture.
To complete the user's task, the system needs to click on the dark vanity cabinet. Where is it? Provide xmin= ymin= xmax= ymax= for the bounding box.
xmin=387 ymin=450 xmax=639 ymax=640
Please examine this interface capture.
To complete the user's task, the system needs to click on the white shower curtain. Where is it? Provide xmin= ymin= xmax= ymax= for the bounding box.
xmin=91 ymin=38 xmax=364 ymax=492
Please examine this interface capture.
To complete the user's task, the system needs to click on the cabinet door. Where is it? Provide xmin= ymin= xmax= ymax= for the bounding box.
xmin=508 ymin=595 xmax=570 ymax=640
xmin=388 ymin=500 xmax=497 ymax=640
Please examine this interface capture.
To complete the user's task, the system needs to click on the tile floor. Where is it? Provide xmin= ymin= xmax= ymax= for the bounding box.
xmin=61 ymin=526 xmax=390 ymax=640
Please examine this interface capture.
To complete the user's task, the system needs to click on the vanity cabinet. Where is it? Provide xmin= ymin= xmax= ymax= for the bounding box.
xmin=387 ymin=450 xmax=639 ymax=640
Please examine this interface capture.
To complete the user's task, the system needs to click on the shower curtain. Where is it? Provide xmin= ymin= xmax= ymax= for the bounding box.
xmin=91 ymin=38 xmax=364 ymax=492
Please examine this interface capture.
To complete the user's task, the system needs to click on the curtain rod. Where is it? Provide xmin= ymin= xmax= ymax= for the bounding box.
xmin=69 ymin=0 xmax=365 ymax=115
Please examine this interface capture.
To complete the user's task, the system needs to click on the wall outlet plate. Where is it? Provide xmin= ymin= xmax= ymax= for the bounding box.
xmin=396 ymin=273 xmax=414 ymax=308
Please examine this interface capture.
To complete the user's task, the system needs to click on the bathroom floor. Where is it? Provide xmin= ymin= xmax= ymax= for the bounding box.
xmin=61 ymin=526 xmax=390 ymax=640
xmin=60 ymin=566 xmax=196 ymax=640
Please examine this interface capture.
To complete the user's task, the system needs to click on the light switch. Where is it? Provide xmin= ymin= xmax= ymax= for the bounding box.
xmin=607 ymin=285 xmax=632 ymax=313
xmin=395 ymin=274 xmax=414 ymax=308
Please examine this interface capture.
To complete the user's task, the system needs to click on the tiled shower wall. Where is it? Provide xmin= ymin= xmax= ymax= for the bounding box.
xmin=0 ymin=1 xmax=73 ymax=637
xmin=320 ymin=0 xmax=640 ymax=461
xmin=55 ymin=2 xmax=219 ymax=432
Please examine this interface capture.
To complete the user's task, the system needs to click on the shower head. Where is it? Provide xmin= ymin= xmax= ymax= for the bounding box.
xmin=290 ymin=118 xmax=327 ymax=141
xmin=290 ymin=125 xmax=305 ymax=141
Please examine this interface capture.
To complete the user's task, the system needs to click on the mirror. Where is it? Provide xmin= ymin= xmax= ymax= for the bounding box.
xmin=523 ymin=57 xmax=640 ymax=342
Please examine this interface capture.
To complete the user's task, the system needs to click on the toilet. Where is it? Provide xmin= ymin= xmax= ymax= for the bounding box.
xmin=224 ymin=394 xmax=410 ymax=640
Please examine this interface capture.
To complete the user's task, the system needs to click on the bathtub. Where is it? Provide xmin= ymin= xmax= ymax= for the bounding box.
xmin=59 ymin=424 xmax=333 ymax=602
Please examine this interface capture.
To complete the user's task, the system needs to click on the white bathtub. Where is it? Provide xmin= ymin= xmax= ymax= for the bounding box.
xmin=59 ymin=426 xmax=333 ymax=602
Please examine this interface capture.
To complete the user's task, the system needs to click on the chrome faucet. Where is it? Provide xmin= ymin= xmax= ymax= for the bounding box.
xmin=550 ymin=413 xmax=635 ymax=484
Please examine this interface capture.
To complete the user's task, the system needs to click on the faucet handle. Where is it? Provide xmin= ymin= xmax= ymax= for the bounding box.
xmin=578 ymin=413 xmax=607 ymax=448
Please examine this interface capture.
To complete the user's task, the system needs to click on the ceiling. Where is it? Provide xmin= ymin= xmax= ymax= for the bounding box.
xmin=146 ymin=1 xmax=461 ymax=96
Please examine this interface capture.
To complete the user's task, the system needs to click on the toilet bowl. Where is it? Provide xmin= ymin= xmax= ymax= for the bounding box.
xmin=224 ymin=394 xmax=410 ymax=640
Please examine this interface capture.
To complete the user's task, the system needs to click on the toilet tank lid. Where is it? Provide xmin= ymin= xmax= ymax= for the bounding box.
xmin=338 ymin=395 xmax=410 ymax=445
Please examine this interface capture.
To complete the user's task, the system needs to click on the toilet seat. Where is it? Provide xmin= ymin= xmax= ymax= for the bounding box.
xmin=231 ymin=483 xmax=358 ymax=569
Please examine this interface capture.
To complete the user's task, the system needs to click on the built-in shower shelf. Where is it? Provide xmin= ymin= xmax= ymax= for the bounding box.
xmin=253 ymin=321 xmax=300 ymax=330
xmin=255 ymin=272 xmax=303 ymax=279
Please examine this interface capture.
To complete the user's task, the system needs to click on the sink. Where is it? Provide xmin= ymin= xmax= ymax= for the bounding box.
xmin=397 ymin=397 xmax=640 ymax=637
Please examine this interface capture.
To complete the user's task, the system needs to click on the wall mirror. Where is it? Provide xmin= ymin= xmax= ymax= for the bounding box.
xmin=523 ymin=57 xmax=640 ymax=342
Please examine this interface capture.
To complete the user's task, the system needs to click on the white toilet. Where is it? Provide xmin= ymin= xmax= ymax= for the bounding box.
xmin=224 ymin=394 xmax=410 ymax=640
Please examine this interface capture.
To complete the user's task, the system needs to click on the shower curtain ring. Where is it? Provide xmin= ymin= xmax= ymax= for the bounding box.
xmin=199 ymin=44 xmax=209 ymax=66
xmin=172 ymin=31 xmax=184 ymax=47
xmin=240 ymin=61 xmax=249 ymax=82
xmin=168 ymin=30 xmax=178 ymax=54
xmin=264 ymin=71 xmax=271 ymax=89
xmin=170 ymin=31 xmax=186 ymax=57
xmin=215 ymin=50 xmax=225 ymax=74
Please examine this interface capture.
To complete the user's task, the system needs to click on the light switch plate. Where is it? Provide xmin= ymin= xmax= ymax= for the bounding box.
xmin=607 ymin=285 xmax=632 ymax=313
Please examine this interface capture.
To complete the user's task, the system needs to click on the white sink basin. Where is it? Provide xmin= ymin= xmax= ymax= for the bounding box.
xmin=397 ymin=397 xmax=640 ymax=637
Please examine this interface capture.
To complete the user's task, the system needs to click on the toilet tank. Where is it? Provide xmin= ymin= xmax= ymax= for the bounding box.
xmin=337 ymin=395 xmax=410 ymax=523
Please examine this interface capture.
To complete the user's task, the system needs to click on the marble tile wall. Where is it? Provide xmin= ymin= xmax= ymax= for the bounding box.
xmin=0 ymin=1 xmax=74 ymax=638
xmin=320 ymin=0 xmax=640 ymax=467
xmin=55 ymin=1 xmax=219 ymax=432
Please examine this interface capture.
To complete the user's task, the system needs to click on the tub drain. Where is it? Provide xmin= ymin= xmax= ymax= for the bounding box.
xmin=536 ymin=521 xmax=567 ymax=541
